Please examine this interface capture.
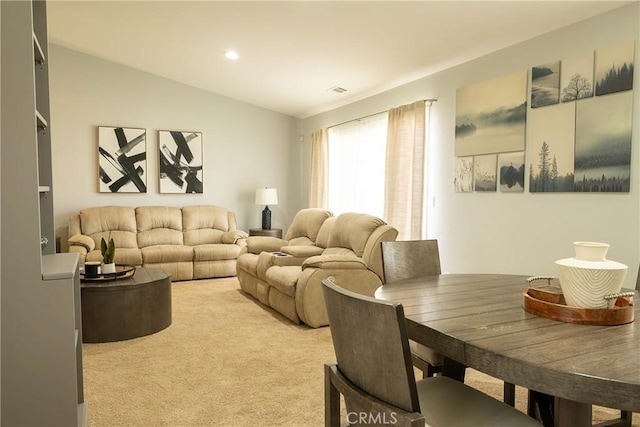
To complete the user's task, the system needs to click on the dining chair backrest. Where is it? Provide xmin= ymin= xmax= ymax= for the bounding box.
xmin=321 ymin=277 xmax=420 ymax=414
xmin=382 ymin=240 xmax=441 ymax=283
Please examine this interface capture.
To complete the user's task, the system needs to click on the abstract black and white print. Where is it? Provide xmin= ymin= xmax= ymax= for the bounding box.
xmin=98 ymin=126 xmax=147 ymax=193
xmin=159 ymin=130 xmax=203 ymax=194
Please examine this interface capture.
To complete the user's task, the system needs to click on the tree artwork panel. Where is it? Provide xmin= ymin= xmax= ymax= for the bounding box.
xmin=159 ymin=130 xmax=203 ymax=194
xmin=454 ymin=157 xmax=473 ymax=193
xmin=473 ymin=154 xmax=497 ymax=192
xmin=455 ymin=69 xmax=527 ymax=157
xmin=98 ymin=126 xmax=147 ymax=193
xmin=574 ymin=92 xmax=632 ymax=192
xmin=595 ymin=40 xmax=635 ymax=96
xmin=528 ymin=103 xmax=575 ymax=192
xmin=531 ymin=62 xmax=560 ymax=108
xmin=560 ymin=52 xmax=594 ymax=102
xmin=498 ymin=152 xmax=525 ymax=193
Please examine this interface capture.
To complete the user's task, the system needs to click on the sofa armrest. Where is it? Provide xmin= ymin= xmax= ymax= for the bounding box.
xmin=302 ymin=254 xmax=368 ymax=270
xmin=68 ymin=234 xmax=95 ymax=252
xmin=222 ymin=229 xmax=248 ymax=245
xmin=245 ymin=236 xmax=288 ymax=254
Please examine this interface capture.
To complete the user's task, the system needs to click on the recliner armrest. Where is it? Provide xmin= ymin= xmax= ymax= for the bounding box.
xmin=245 ymin=236 xmax=288 ymax=254
xmin=222 ymin=229 xmax=248 ymax=245
xmin=302 ymin=254 xmax=368 ymax=270
xmin=281 ymin=245 xmax=323 ymax=258
xmin=68 ymin=234 xmax=95 ymax=252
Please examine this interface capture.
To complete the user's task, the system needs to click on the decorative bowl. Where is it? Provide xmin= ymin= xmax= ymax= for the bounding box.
xmin=555 ymin=242 xmax=627 ymax=309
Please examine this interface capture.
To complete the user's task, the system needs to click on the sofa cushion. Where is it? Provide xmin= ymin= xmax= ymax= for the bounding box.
xmin=265 ymin=266 xmax=301 ymax=297
xmin=141 ymin=245 xmax=193 ymax=263
xmin=79 ymin=206 xmax=138 ymax=249
xmin=136 ymin=206 xmax=184 ymax=248
xmin=327 ymin=213 xmax=386 ymax=257
xmin=193 ymin=244 xmax=241 ymax=261
xmin=182 ymin=205 xmax=232 ymax=245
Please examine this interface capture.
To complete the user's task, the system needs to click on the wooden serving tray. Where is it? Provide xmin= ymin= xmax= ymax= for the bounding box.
xmin=523 ymin=287 xmax=634 ymax=325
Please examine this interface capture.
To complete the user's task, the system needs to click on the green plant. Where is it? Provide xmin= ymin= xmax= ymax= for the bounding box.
xmin=100 ymin=235 xmax=115 ymax=264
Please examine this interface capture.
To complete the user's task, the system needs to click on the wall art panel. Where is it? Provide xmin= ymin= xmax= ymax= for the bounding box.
xmin=561 ymin=52 xmax=594 ymax=102
xmin=455 ymin=69 xmax=527 ymax=157
xmin=454 ymin=156 xmax=474 ymax=193
xmin=98 ymin=126 xmax=147 ymax=193
xmin=531 ymin=61 xmax=560 ymax=108
xmin=499 ymin=152 xmax=525 ymax=193
xmin=595 ymin=40 xmax=635 ymax=96
xmin=574 ymin=92 xmax=633 ymax=192
xmin=473 ymin=154 xmax=497 ymax=192
xmin=159 ymin=130 xmax=203 ymax=194
xmin=528 ymin=103 xmax=575 ymax=192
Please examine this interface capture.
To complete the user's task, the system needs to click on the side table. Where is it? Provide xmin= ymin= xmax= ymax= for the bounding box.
xmin=249 ymin=228 xmax=283 ymax=238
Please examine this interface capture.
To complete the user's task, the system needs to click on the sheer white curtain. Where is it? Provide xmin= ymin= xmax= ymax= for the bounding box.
xmin=384 ymin=101 xmax=427 ymax=240
xmin=327 ymin=113 xmax=388 ymax=217
xmin=308 ymin=128 xmax=328 ymax=208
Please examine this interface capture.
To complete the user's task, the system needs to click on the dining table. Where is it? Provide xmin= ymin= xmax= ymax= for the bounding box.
xmin=374 ymin=273 xmax=639 ymax=427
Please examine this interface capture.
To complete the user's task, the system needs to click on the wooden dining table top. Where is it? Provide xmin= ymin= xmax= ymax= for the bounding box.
xmin=374 ymin=273 xmax=640 ymax=414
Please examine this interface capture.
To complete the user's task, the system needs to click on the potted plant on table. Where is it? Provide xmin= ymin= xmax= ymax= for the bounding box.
xmin=100 ymin=235 xmax=116 ymax=274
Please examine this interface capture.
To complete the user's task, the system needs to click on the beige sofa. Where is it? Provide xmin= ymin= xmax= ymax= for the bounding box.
xmin=68 ymin=205 xmax=248 ymax=281
xmin=237 ymin=212 xmax=398 ymax=328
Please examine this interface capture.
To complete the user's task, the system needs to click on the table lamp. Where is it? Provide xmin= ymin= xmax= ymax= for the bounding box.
xmin=255 ymin=187 xmax=278 ymax=229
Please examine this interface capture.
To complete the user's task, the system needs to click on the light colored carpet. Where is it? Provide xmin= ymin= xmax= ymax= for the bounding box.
xmin=82 ymin=277 xmax=635 ymax=426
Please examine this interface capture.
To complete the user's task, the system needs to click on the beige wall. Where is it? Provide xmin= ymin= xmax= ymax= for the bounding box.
xmin=303 ymin=3 xmax=640 ymax=287
xmin=49 ymin=44 xmax=304 ymax=247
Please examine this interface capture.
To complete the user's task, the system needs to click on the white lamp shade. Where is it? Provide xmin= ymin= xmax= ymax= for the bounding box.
xmin=255 ymin=188 xmax=278 ymax=205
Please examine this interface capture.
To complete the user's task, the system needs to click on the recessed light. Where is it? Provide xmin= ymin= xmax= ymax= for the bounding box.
xmin=224 ymin=50 xmax=239 ymax=60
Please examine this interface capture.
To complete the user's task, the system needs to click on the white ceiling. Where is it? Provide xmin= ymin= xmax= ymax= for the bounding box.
xmin=47 ymin=1 xmax=630 ymax=119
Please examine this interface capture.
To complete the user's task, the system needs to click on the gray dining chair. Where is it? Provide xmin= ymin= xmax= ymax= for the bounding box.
xmin=321 ymin=277 xmax=540 ymax=427
xmin=381 ymin=240 xmax=519 ymax=406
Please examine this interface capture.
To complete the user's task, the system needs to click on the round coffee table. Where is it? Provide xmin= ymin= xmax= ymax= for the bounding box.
xmin=80 ymin=267 xmax=172 ymax=343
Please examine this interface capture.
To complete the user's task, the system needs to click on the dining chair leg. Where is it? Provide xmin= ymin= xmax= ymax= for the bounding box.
xmin=528 ymin=390 xmax=555 ymax=427
xmin=503 ymin=382 xmax=516 ymax=407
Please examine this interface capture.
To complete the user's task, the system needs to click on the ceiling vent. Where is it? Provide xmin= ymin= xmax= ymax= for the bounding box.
xmin=328 ymin=86 xmax=347 ymax=94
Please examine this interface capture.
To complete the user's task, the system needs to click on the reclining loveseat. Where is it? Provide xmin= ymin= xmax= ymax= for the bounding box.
xmin=237 ymin=211 xmax=398 ymax=327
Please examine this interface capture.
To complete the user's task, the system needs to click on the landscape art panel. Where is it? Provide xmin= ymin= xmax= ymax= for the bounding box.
xmin=98 ymin=126 xmax=147 ymax=193
xmin=531 ymin=61 xmax=560 ymax=108
xmin=574 ymin=92 xmax=632 ymax=192
xmin=455 ymin=69 xmax=528 ymax=157
xmin=454 ymin=156 xmax=473 ymax=193
xmin=498 ymin=152 xmax=525 ymax=193
xmin=561 ymin=52 xmax=594 ymax=102
xmin=473 ymin=154 xmax=497 ymax=192
xmin=159 ymin=130 xmax=203 ymax=194
xmin=595 ymin=40 xmax=635 ymax=96
xmin=527 ymin=103 xmax=575 ymax=192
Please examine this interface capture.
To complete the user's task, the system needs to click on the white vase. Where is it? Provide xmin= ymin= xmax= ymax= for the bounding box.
xmin=101 ymin=262 xmax=116 ymax=274
xmin=555 ymin=241 xmax=627 ymax=309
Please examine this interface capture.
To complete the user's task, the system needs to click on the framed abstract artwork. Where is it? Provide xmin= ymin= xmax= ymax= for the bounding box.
xmin=498 ymin=152 xmax=525 ymax=193
xmin=98 ymin=126 xmax=147 ymax=193
xmin=454 ymin=157 xmax=473 ymax=193
xmin=159 ymin=130 xmax=203 ymax=194
xmin=473 ymin=154 xmax=497 ymax=192
xmin=594 ymin=40 xmax=635 ymax=96
xmin=561 ymin=52 xmax=594 ymax=102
